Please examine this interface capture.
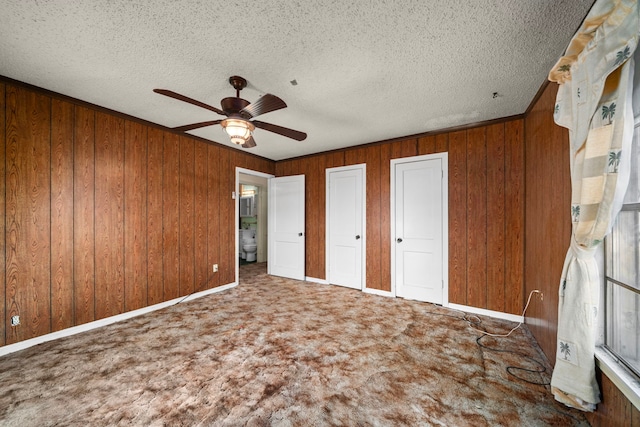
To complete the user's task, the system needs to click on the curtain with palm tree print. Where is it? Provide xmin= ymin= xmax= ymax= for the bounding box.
xmin=547 ymin=0 xmax=638 ymax=412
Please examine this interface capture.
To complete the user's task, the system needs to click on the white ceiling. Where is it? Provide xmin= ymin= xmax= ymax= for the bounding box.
xmin=1 ymin=1 xmax=593 ymax=161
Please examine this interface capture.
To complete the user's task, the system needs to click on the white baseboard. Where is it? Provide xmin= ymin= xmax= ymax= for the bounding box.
xmin=0 ymin=281 xmax=237 ymax=358
xmin=447 ymin=303 xmax=524 ymax=323
xmin=305 ymin=276 xmax=329 ymax=285
xmin=363 ymin=287 xmax=394 ymax=297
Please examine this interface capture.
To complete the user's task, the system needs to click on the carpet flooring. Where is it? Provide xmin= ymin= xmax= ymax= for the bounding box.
xmin=0 ymin=263 xmax=588 ymax=426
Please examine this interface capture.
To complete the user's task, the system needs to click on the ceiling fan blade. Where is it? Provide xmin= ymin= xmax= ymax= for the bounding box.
xmin=172 ymin=120 xmax=222 ymax=132
xmin=252 ymin=120 xmax=307 ymax=141
xmin=154 ymin=89 xmax=226 ymax=116
xmin=241 ymin=136 xmax=257 ymax=149
xmin=240 ymin=94 xmax=287 ymax=118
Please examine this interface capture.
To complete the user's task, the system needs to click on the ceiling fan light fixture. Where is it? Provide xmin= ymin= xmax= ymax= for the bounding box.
xmin=221 ymin=118 xmax=254 ymax=145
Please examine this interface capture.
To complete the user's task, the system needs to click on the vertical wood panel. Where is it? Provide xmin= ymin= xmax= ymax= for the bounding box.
xmin=448 ymin=130 xmax=468 ymax=305
xmin=305 ymin=157 xmax=324 ymax=279
xmin=365 ymin=145 xmax=382 ymax=290
xmin=391 ymin=138 xmax=418 ymax=159
xmin=50 ymin=99 xmax=74 ymax=331
xmin=587 ymin=371 xmax=634 ymax=427
xmin=208 ymin=144 xmax=222 ymax=288
xmin=524 ymin=83 xmax=570 ymax=363
xmin=526 ymin=99 xmax=544 ymax=338
xmin=5 ymin=86 xmax=51 ymax=343
xmin=486 ymin=123 xmax=505 ymax=312
xmin=124 ymin=121 xmax=147 ymax=311
xmin=314 ymin=156 xmax=326 ymax=280
xmin=179 ymin=136 xmax=195 ymax=296
xmin=540 ymin=123 xmax=554 ymax=345
xmin=275 ymin=159 xmax=291 ymax=176
xmin=219 ymin=149 xmax=234 ymax=284
xmin=435 ymin=133 xmax=449 ymax=153
xmin=194 ymin=142 xmax=209 ymax=291
xmin=285 ymin=159 xmax=299 ymax=176
xmin=94 ymin=112 xmax=124 ymax=319
xmin=0 ymin=83 xmax=5 ymax=345
xmin=146 ymin=128 xmax=164 ymax=304
xmin=274 ymin=161 xmax=285 ymax=176
xmin=281 ymin=161 xmax=294 ymax=176
xmin=379 ymin=143 xmax=392 ymax=292
xmin=329 ymin=152 xmax=345 ymax=168
xmin=236 ymin=151 xmax=251 ymax=171
xmin=162 ymin=132 xmax=180 ymax=300
xmin=466 ymin=127 xmax=487 ymax=308
xmin=504 ymin=119 xmax=525 ymax=315
xmin=252 ymin=156 xmax=264 ymax=174
xmin=73 ymin=105 xmax=95 ymax=325
xmin=344 ymin=147 xmax=367 ymax=165
xmin=257 ymin=156 xmax=275 ymax=176
xmin=418 ymin=135 xmax=436 ymax=155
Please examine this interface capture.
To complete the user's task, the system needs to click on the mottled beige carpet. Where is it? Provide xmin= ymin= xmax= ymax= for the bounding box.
xmin=0 ymin=263 xmax=587 ymax=426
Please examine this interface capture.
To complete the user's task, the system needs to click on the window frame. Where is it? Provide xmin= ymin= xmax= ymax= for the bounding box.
xmin=598 ymin=119 xmax=640 ymax=410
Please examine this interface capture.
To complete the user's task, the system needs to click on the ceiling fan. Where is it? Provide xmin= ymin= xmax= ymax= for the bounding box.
xmin=153 ymin=76 xmax=307 ymax=148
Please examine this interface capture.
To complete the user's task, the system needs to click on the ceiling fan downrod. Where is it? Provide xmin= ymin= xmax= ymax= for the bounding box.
xmin=229 ymin=75 xmax=247 ymax=98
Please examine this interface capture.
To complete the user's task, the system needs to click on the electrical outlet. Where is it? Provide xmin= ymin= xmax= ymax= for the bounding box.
xmin=539 ymin=292 xmax=544 ymax=301
xmin=213 ymin=264 xmax=218 ymax=273
xmin=10 ymin=315 xmax=20 ymax=326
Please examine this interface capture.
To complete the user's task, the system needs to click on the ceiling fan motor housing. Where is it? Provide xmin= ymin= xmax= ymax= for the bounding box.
xmin=221 ymin=97 xmax=252 ymax=118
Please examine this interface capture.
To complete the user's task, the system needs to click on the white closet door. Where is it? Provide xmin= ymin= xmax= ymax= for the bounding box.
xmin=327 ymin=165 xmax=364 ymax=289
xmin=268 ymin=175 xmax=305 ymax=280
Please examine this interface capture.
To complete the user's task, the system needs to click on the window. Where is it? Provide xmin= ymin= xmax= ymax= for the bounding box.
xmin=604 ymin=121 xmax=640 ymax=376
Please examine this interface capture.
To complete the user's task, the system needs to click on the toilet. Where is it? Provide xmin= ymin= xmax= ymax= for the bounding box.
xmin=242 ymin=232 xmax=258 ymax=262
xmin=239 ymin=229 xmax=252 ymax=259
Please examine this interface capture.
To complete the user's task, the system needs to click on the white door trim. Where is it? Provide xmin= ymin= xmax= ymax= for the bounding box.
xmin=235 ymin=167 xmax=275 ymax=284
xmin=390 ymin=153 xmax=448 ymax=305
xmin=325 ymin=163 xmax=366 ymax=290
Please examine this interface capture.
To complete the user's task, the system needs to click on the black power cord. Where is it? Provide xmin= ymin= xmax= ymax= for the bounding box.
xmin=422 ymin=291 xmax=551 ymax=386
xmin=476 ymin=334 xmax=550 ymax=386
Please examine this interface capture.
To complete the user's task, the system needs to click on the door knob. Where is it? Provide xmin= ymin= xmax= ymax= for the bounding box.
xmin=298 ymin=232 xmax=303 ymax=236
xmin=355 ymin=235 xmax=361 ymax=240
xmin=397 ymin=238 xmax=403 ymax=243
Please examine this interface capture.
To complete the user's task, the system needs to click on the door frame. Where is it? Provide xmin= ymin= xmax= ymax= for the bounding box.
xmin=390 ymin=153 xmax=448 ymax=305
xmin=235 ymin=167 xmax=275 ymax=284
xmin=325 ymin=163 xmax=367 ymax=290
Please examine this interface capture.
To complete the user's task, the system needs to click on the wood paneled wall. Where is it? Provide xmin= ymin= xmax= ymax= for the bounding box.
xmin=523 ymin=82 xmax=571 ymax=363
xmin=276 ymin=120 xmax=525 ymax=314
xmin=587 ymin=370 xmax=640 ymax=426
xmin=525 ymin=82 xmax=639 ymax=427
xmin=0 ymin=81 xmax=275 ymax=346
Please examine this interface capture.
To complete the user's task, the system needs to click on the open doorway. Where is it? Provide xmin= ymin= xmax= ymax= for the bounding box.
xmin=235 ymin=168 xmax=274 ymax=283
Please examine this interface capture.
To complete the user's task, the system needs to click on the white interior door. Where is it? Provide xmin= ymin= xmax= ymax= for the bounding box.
xmin=393 ymin=156 xmax=447 ymax=304
xmin=327 ymin=165 xmax=365 ymax=289
xmin=268 ymin=175 xmax=305 ymax=280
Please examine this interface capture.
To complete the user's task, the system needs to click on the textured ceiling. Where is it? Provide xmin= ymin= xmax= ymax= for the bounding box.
xmin=1 ymin=1 xmax=594 ymax=160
